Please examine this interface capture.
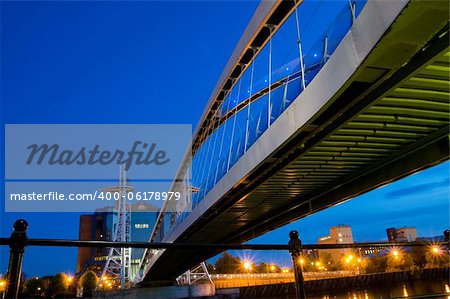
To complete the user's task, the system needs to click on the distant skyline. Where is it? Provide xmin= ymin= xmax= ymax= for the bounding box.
xmin=1 ymin=1 xmax=449 ymax=277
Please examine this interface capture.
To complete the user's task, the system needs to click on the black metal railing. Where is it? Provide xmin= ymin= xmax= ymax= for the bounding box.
xmin=0 ymin=219 xmax=448 ymax=299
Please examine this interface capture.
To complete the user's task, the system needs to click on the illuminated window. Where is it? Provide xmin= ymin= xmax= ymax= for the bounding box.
xmin=134 ymin=223 xmax=149 ymax=229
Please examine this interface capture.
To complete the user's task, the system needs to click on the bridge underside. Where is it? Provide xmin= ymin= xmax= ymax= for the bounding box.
xmin=142 ymin=1 xmax=449 ymax=284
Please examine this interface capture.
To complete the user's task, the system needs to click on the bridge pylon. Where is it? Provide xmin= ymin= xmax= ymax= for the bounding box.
xmin=176 ymin=262 xmax=213 ymax=286
xmin=98 ymin=165 xmax=134 ymax=289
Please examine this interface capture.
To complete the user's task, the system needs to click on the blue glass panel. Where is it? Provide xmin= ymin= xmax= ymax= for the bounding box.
xmin=237 ymin=64 xmax=254 ymax=104
xmin=252 ymin=45 xmax=270 ymax=94
xmin=270 ymin=12 xmax=300 ymax=83
xmin=323 ymin=4 xmax=352 ymax=58
xmin=354 ymin=0 xmax=368 ymax=18
xmin=269 ymin=84 xmax=286 ymax=124
xmin=246 ymin=94 xmax=269 ymax=149
xmin=228 ymin=108 xmax=247 ymax=167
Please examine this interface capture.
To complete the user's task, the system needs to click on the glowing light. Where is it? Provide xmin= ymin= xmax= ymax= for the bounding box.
xmin=242 ymin=261 xmax=252 ymax=271
xmin=314 ymin=54 xmax=318 ymax=57
xmin=298 ymin=258 xmax=305 ymax=265
xmin=402 ymin=284 xmax=408 ymax=297
xmin=0 ymin=280 xmax=5 ymax=291
xmin=270 ymin=265 xmax=276 ymax=271
xmin=67 ymin=275 xmax=73 ymax=283
xmin=101 ymin=276 xmax=107 ymax=281
xmin=431 ymin=245 xmax=441 ymax=254
xmin=286 ymin=67 xmax=289 ymax=71
xmin=37 ymin=287 xmax=41 ymax=291
xmin=282 ymin=268 xmax=289 ymax=273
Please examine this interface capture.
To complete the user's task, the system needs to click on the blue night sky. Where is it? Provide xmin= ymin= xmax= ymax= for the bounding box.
xmin=1 ymin=1 xmax=448 ymax=277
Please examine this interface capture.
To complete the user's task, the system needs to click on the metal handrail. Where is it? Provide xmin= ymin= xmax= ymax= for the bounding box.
xmin=0 ymin=238 xmax=446 ymax=250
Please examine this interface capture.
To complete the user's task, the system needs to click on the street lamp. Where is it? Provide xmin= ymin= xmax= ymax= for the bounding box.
xmin=0 ymin=279 xmax=6 ymax=292
xmin=243 ymin=261 xmax=252 ymax=272
xmin=431 ymin=245 xmax=441 ymax=254
xmin=392 ymin=250 xmax=400 ymax=260
xmin=269 ymin=264 xmax=276 ymax=272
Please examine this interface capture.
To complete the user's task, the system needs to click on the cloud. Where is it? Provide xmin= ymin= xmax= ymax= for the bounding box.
xmin=384 ymin=178 xmax=450 ymax=199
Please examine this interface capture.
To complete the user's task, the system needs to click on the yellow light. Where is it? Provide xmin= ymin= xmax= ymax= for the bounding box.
xmin=270 ymin=265 xmax=276 ymax=271
xmin=0 ymin=281 xmax=5 ymax=287
xmin=348 ymin=254 xmax=354 ymax=260
xmin=242 ymin=260 xmax=252 ymax=271
xmin=431 ymin=246 xmax=440 ymax=254
xmin=101 ymin=276 xmax=107 ymax=281
xmin=67 ymin=275 xmax=73 ymax=283
xmin=298 ymin=258 xmax=305 ymax=265
xmin=357 ymin=258 xmax=362 ymax=263
xmin=316 ymin=261 xmax=321 ymax=267
xmin=345 ymin=258 xmax=350 ymax=264
xmin=392 ymin=250 xmax=399 ymax=256
xmin=403 ymin=285 xmax=408 ymax=297
xmin=282 ymin=268 xmax=289 ymax=273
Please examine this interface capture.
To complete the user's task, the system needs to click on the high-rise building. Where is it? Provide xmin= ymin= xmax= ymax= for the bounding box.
xmin=129 ymin=203 xmax=157 ymax=280
xmin=76 ymin=203 xmax=157 ymax=275
xmin=386 ymin=227 xmax=397 ymax=242
xmin=77 ymin=206 xmax=117 ymax=273
xmin=77 ymin=215 xmax=94 ymax=273
xmin=395 ymin=227 xmax=417 ymax=242
xmin=317 ymin=225 xmax=354 ymax=261
xmin=386 ymin=226 xmax=417 ymax=242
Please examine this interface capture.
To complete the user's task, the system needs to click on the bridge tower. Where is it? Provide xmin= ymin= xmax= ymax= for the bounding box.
xmin=99 ymin=165 xmax=133 ymax=289
xmin=176 ymin=262 xmax=212 ymax=285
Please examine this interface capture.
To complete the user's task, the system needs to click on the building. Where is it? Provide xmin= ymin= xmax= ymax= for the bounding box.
xmin=77 ymin=203 xmax=157 ymax=276
xmin=396 ymin=227 xmax=418 ymax=242
xmin=129 ymin=203 xmax=158 ymax=279
xmin=386 ymin=227 xmax=397 ymax=242
xmin=77 ymin=206 xmax=117 ymax=273
xmin=386 ymin=226 xmax=418 ymax=242
xmin=317 ymin=225 xmax=354 ymax=261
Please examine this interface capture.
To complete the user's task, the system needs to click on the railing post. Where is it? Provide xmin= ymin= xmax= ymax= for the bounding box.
xmin=288 ymin=230 xmax=306 ymax=299
xmin=5 ymin=220 xmax=28 ymax=299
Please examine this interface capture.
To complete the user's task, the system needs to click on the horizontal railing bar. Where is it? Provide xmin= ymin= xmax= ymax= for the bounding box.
xmin=0 ymin=238 xmax=446 ymax=250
